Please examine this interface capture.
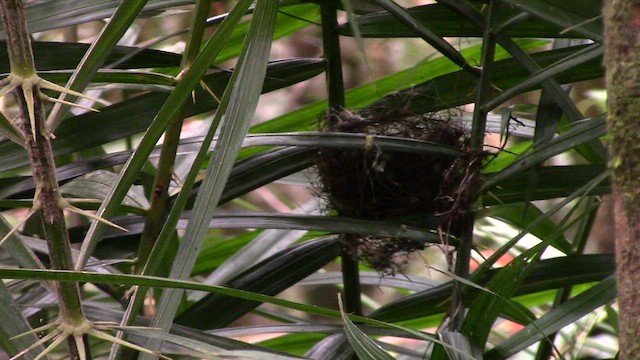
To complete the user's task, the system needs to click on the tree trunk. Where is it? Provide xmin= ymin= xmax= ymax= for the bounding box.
xmin=604 ymin=1 xmax=640 ymax=358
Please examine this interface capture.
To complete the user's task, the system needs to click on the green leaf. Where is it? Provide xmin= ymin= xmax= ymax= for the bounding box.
xmin=47 ymin=0 xmax=152 ymax=130
xmin=83 ymin=304 xmax=292 ymax=355
xmin=368 ymin=44 xmax=603 ymax=117
xmin=19 ymin=0 xmax=194 ymax=33
xmin=60 ymin=170 xmax=150 ymax=210
xmin=0 ymin=281 xmax=42 ymax=359
xmin=0 ymin=58 xmax=324 ymax=174
xmin=341 ymin=1 xmax=599 ymax=39
xmin=120 ymin=327 xmax=304 ymax=359
xmin=250 ymin=39 xmax=547 ymax=134
xmin=370 ymin=0 xmax=474 ymax=73
xmin=143 ymin=0 xmax=281 ymax=354
xmin=339 ymin=295 xmax=395 ymax=360
xmin=73 ymin=0 xmax=278 ymax=269
xmin=485 ymin=275 xmax=616 ymax=359
xmin=462 ymin=244 xmax=546 ymax=347
xmin=0 ymin=111 xmax=23 ymax=146
xmin=300 ymin=272 xmax=441 ymax=292
xmin=501 ymin=0 xmax=603 ymax=42
xmin=39 ymin=69 xmax=178 ymax=88
xmin=370 ymin=254 xmax=613 ymax=323
xmin=482 ymin=165 xmax=609 ymax=205
xmin=176 ymin=237 xmax=341 ymax=329
xmin=482 ymin=115 xmax=607 ymax=191
xmin=0 ymin=266 xmax=432 ymax=330
xmin=0 ymin=41 xmax=181 ymax=72
xmin=215 ymin=3 xmax=321 ymax=63
xmin=482 ymin=203 xmax=572 ymax=253
xmin=482 ymin=43 xmax=603 ymax=112
xmin=0 ymin=214 xmax=46 ymax=271
xmin=439 ymin=332 xmax=480 ymax=360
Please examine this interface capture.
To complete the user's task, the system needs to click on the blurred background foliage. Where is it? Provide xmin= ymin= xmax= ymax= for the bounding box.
xmin=0 ymin=0 xmax=616 ymax=359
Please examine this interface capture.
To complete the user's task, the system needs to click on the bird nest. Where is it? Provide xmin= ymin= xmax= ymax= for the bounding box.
xmin=316 ymin=108 xmax=482 ymax=274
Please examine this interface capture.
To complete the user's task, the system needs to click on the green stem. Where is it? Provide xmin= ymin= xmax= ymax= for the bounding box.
xmin=448 ymin=215 xmax=474 ymax=331
xmin=135 ymin=114 xmax=182 ymax=274
xmin=0 ymin=0 xmax=35 ymax=77
xmin=448 ymin=0 xmax=499 ymax=333
xmin=321 ymin=0 xmax=360 ymax=318
xmin=120 ymin=1 xmax=214 ymax=358
xmin=135 ymin=0 xmax=212 ymax=275
xmin=181 ymin=0 xmax=212 ymax=70
xmin=340 ymin=236 xmax=363 ymax=315
xmin=469 ymin=4 xmax=497 ymax=149
xmin=320 ymin=0 xmax=345 ymax=109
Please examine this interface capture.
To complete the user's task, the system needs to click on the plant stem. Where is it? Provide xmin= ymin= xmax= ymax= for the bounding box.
xmin=340 ymin=236 xmax=363 ymax=315
xmin=135 ymin=0 xmax=212 ymax=274
xmin=0 ymin=0 xmax=88 ymax=358
xmin=320 ymin=0 xmax=345 ymax=109
xmin=448 ymin=0 xmax=498 ymax=333
xmin=135 ymin=114 xmax=182 ymax=274
xmin=321 ymin=0 xmax=361 ymax=317
xmin=0 ymin=0 xmax=34 ymax=77
xmin=121 ymin=2 xmax=213 ymax=358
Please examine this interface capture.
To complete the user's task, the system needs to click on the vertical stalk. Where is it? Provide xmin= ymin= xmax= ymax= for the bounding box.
xmin=0 ymin=0 xmax=32 ymax=77
xmin=18 ymin=95 xmax=87 ymax=346
xmin=113 ymin=1 xmax=213 ymax=359
xmin=0 ymin=0 xmax=87 ymax=358
xmin=136 ymin=0 xmax=212 ymax=275
xmin=134 ymin=112 xmax=182 ymax=273
xmin=340 ymin=235 xmax=363 ymax=316
xmin=469 ymin=4 xmax=497 ymax=150
xmin=448 ymin=0 xmax=498 ymax=332
xmin=321 ymin=0 xmax=345 ymax=110
xmin=321 ymin=0 xmax=361 ymax=317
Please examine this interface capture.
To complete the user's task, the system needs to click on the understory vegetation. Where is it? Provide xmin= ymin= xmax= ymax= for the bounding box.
xmin=0 ymin=0 xmax=615 ymax=359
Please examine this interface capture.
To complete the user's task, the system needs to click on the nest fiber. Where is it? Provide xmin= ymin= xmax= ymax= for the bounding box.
xmin=316 ymin=109 xmax=474 ymax=273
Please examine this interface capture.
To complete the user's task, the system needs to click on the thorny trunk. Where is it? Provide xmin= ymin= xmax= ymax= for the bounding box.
xmin=0 ymin=0 xmax=87 ymax=358
xmin=14 ymin=88 xmax=86 ymax=324
xmin=604 ymin=1 xmax=640 ymax=359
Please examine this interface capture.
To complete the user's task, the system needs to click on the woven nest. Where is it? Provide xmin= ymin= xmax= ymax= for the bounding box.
xmin=316 ymin=109 xmax=480 ymax=274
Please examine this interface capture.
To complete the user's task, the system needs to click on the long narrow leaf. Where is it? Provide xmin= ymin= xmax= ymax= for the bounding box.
xmin=502 ymin=0 xmax=603 ymax=42
xmin=482 ymin=115 xmax=606 ymax=190
xmin=74 ymin=0 xmax=256 ymax=270
xmin=0 ymin=267 xmax=437 ymax=330
xmin=142 ymin=0 xmax=280 ymax=355
xmin=47 ymin=0 xmax=151 ymax=130
xmin=482 ymin=43 xmax=603 ymax=112
xmin=370 ymin=254 xmax=613 ymax=323
xmin=485 ymin=275 xmax=616 ymax=359
xmin=370 ymin=0 xmax=474 ymax=73
xmin=0 ymin=281 xmax=42 ymax=360
xmin=461 ymin=244 xmax=546 ymax=347
xmin=16 ymin=0 xmax=194 ymax=34
xmin=175 ymin=237 xmax=341 ymax=329
xmin=339 ymin=295 xmax=395 ymax=360
xmin=0 ymin=41 xmax=181 ymax=72
xmin=340 ymin=2 xmax=597 ymax=39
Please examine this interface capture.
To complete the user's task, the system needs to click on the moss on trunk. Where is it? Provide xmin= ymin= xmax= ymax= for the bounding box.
xmin=604 ymin=1 xmax=640 ymax=358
